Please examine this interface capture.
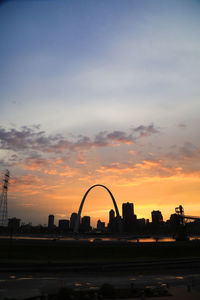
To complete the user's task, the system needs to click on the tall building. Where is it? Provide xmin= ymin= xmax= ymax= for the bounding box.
xmin=122 ymin=202 xmax=134 ymax=221
xmin=151 ymin=210 xmax=163 ymax=224
xmin=58 ymin=219 xmax=69 ymax=231
xmin=109 ymin=209 xmax=115 ymax=223
xmin=70 ymin=212 xmax=78 ymax=230
xmin=48 ymin=214 xmax=54 ymax=229
xmin=108 ymin=209 xmax=116 ymax=233
xmin=81 ymin=216 xmax=91 ymax=232
xmin=97 ymin=219 xmax=105 ymax=231
xmin=122 ymin=202 xmax=137 ymax=232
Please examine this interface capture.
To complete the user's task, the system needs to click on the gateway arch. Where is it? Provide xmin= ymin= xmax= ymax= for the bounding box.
xmin=74 ymin=184 xmax=122 ymax=233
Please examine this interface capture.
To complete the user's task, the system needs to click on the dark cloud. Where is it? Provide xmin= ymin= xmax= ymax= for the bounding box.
xmin=107 ymin=131 xmax=133 ymax=144
xmin=0 ymin=124 xmax=159 ymax=155
xmin=94 ymin=125 xmax=160 ymax=147
xmin=94 ymin=131 xmax=109 ymax=147
xmin=133 ymin=124 xmax=159 ymax=137
xmin=0 ymin=126 xmax=46 ymax=151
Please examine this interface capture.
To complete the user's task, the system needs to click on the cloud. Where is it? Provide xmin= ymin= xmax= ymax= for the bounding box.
xmin=75 ymin=152 xmax=86 ymax=165
xmin=179 ymin=142 xmax=197 ymax=158
xmin=16 ymin=158 xmax=49 ymax=171
xmin=94 ymin=125 xmax=160 ymax=146
xmin=178 ymin=123 xmax=187 ymax=129
xmin=19 ymin=203 xmax=34 ymax=208
xmin=0 ymin=124 xmax=159 ymax=155
xmin=44 ymin=165 xmax=78 ymax=178
xmin=167 ymin=142 xmax=200 ymax=163
xmin=0 ymin=159 xmax=8 ymax=168
xmin=129 ymin=150 xmax=136 ymax=155
xmin=12 ymin=174 xmax=41 ymax=187
xmin=97 ymin=162 xmax=134 ymax=174
xmin=133 ymin=124 xmax=160 ymax=137
xmin=96 ymin=159 xmax=186 ymax=179
xmin=106 ymin=131 xmax=133 ymax=144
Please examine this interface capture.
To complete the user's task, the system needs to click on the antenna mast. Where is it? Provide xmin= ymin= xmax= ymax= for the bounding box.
xmin=0 ymin=170 xmax=10 ymax=226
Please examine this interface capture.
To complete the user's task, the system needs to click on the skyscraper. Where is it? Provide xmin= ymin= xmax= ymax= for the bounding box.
xmin=70 ymin=212 xmax=78 ymax=230
xmin=122 ymin=202 xmax=134 ymax=221
xmin=151 ymin=210 xmax=163 ymax=224
xmin=109 ymin=209 xmax=115 ymax=223
xmin=97 ymin=219 xmax=105 ymax=231
xmin=58 ymin=219 xmax=69 ymax=231
xmin=108 ymin=209 xmax=116 ymax=233
xmin=48 ymin=214 xmax=54 ymax=229
xmin=122 ymin=202 xmax=137 ymax=232
xmin=81 ymin=216 xmax=91 ymax=232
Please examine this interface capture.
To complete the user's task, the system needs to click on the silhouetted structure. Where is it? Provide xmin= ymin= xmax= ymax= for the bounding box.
xmin=151 ymin=210 xmax=163 ymax=224
xmin=81 ymin=216 xmax=91 ymax=232
xmin=122 ymin=202 xmax=137 ymax=232
xmin=170 ymin=213 xmax=179 ymax=227
xmin=58 ymin=219 xmax=69 ymax=231
xmin=97 ymin=219 xmax=105 ymax=231
xmin=0 ymin=170 xmax=9 ymax=226
xmin=174 ymin=205 xmax=188 ymax=240
xmin=48 ymin=214 xmax=54 ymax=229
xmin=108 ymin=209 xmax=116 ymax=232
xmin=8 ymin=217 xmax=21 ymax=231
xmin=109 ymin=209 xmax=115 ymax=222
xmin=74 ymin=184 xmax=122 ymax=233
xmin=70 ymin=212 xmax=78 ymax=230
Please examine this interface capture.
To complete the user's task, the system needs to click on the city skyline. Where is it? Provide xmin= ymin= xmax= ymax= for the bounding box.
xmin=11 ymin=202 xmax=164 ymax=229
xmin=1 ymin=0 xmax=200 ymax=225
xmin=6 ymin=196 xmax=184 ymax=228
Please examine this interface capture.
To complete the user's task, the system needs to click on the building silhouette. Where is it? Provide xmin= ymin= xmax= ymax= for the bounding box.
xmin=97 ymin=219 xmax=105 ymax=231
xmin=122 ymin=202 xmax=137 ymax=232
xmin=58 ymin=219 xmax=69 ymax=231
xmin=8 ymin=217 xmax=21 ymax=232
xmin=151 ymin=210 xmax=163 ymax=224
xmin=122 ymin=202 xmax=134 ymax=219
xmin=109 ymin=209 xmax=115 ymax=222
xmin=108 ymin=209 xmax=117 ymax=232
xmin=70 ymin=212 xmax=78 ymax=230
xmin=81 ymin=216 xmax=91 ymax=232
xmin=48 ymin=214 xmax=54 ymax=229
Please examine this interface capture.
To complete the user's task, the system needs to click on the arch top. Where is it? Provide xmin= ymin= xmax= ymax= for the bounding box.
xmin=81 ymin=184 xmax=116 ymax=196
xmin=74 ymin=184 xmax=122 ymax=233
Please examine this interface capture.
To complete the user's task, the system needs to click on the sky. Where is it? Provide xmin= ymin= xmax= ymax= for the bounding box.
xmin=0 ymin=0 xmax=200 ymax=226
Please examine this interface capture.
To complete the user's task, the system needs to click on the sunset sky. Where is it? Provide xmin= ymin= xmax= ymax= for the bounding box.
xmin=0 ymin=0 xmax=200 ymax=226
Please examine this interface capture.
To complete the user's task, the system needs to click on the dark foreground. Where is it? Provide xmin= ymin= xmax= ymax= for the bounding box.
xmin=1 ymin=237 xmax=200 ymax=264
xmin=1 ymin=268 xmax=200 ymax=299
xmin=1 ymin=238 xmax=200 ymax=299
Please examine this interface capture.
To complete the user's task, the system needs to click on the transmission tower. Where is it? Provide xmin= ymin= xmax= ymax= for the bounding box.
xmin=0 ymin=170 xmax=10 ymax=226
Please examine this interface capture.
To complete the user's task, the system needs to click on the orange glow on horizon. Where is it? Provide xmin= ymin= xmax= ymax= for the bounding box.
xmin=9 ymin=167 xmax=200 ymax=226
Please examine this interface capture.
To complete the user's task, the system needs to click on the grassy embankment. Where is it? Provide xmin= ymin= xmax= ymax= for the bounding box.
xmin=0 ymin=239 xmax=200 ymax=264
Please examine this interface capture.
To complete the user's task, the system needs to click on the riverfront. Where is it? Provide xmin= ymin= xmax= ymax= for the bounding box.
xmin=1 ymin=236 xmax=200 ymax=265
xmin=1 ymin=237 xmax=200 ymax=299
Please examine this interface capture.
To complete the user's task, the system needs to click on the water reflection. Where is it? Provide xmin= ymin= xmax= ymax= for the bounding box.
xmin=1 ymin=235 xmax=200 ymax=243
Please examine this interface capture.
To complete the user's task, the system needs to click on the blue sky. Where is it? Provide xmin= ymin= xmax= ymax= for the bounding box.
xmin=1 ymin=0 xmax=200 ymax=224
xmin=1 ymin=0 xmax=200 ymax=134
